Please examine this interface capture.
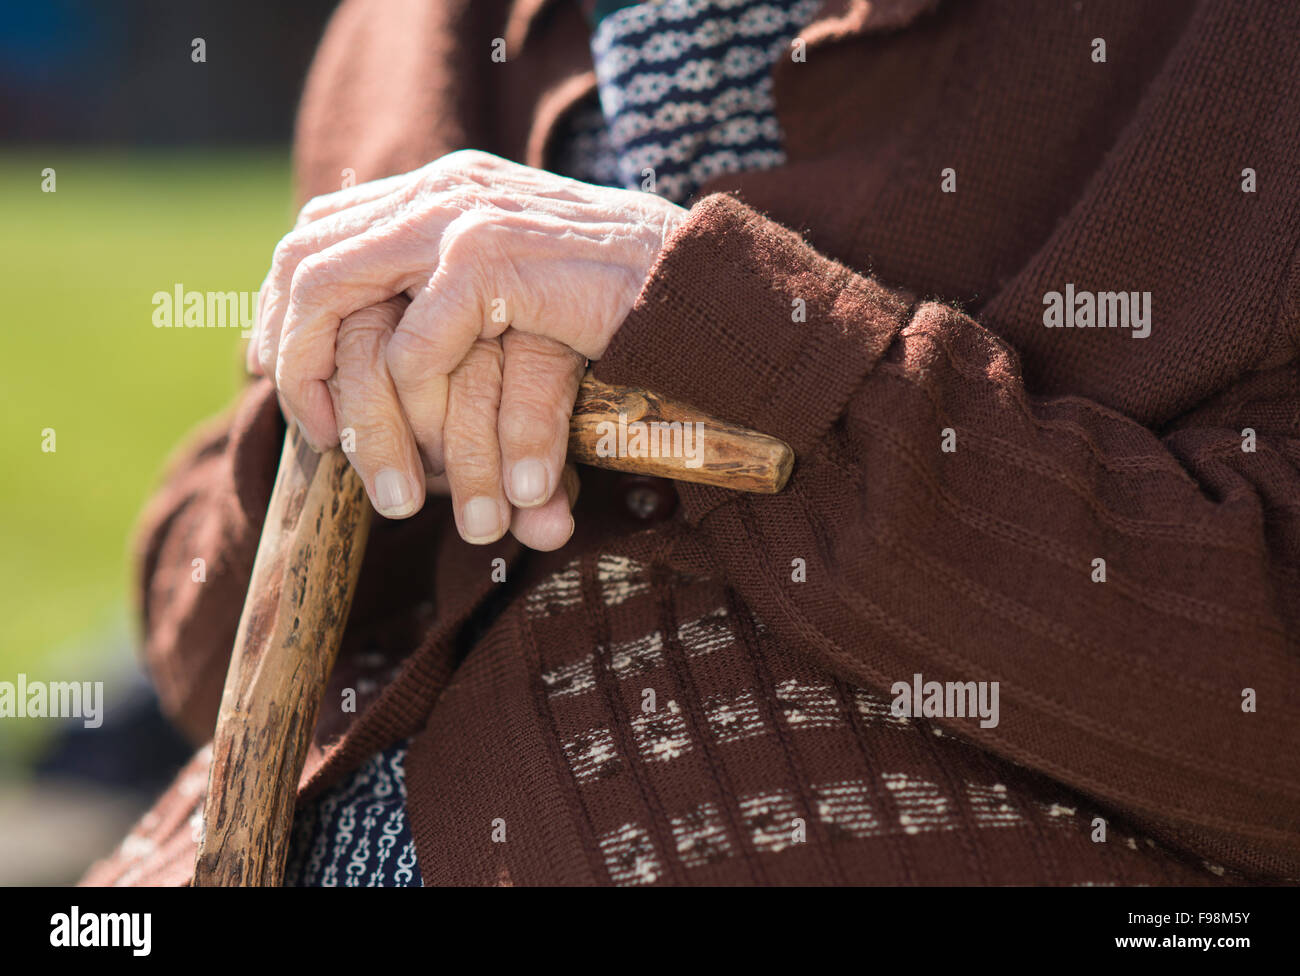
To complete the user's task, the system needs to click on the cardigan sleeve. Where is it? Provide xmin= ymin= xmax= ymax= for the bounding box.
xmin=592 ymin=191 xmax=1300 ymax=879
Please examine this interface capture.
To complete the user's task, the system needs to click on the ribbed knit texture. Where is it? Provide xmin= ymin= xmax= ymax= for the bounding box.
xmin=84 ymin=0 xmax=1300 ymax=886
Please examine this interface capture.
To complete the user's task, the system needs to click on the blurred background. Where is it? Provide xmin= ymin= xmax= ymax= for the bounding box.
xmin=0 ymin=0 xmax=338 ymax=882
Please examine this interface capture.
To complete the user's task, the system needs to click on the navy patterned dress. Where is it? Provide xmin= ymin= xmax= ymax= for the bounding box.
xmin=284 ymin=742 xmax=421 ymax=886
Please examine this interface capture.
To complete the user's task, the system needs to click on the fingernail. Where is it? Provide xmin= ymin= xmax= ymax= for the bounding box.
xmin=374 ymin=468 xmax=416 ymax=518
xmin=510 ymin=458 xmax=549 ymax=506
xmin=462 ymin=496 xmax=502 ymax=542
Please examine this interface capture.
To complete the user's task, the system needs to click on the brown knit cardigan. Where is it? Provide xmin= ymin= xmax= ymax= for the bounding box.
xmin=84 ymin=0 xmax=1300 ymax=885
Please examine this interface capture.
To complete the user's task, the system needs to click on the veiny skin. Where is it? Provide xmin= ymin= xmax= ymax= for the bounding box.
xmin=248 ymin=150 xmax=688 ymax=551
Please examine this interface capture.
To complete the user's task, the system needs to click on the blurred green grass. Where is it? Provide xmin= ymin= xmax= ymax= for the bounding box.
xmin=0 ymin=149 xmax=294 ymax=693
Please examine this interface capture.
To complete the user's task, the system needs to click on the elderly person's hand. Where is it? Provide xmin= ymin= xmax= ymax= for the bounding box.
xmin=248 ymin=149 xmax=687 ymax=548
xmin=318 ymin=296 xmax=582 ymax=550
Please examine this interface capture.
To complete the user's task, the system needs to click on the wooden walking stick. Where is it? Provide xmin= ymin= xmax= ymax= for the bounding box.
xmin=192 ymin=369 xmax=793 ymax=886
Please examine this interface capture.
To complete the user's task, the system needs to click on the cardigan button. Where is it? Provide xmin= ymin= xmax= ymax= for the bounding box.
xmin=618 ymin=475 xmax=677 ymax=521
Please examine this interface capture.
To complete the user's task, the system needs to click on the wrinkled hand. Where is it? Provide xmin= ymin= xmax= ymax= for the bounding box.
xmin=248 ymin=150 xmax=688 ymax=548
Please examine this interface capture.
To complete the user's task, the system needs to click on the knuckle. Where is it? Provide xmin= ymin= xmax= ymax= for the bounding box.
xmin=446 ymin=353 xmax=503 ymax=424
xmin=295 ymin=194 xmax=330 ymax=227
xmin=500 ymin=387 xmax=569 ymax=441
xmin=454 ymin=341 xmax=504 ymax=390
xmin=290 ymin=250 xmax=323 ymax=285
xmin=443 ymin=148 xmax=493 ymax=170
xmin=385 ymin=329 xmax=433 ymax=385
xmin=507 ymin=330 xmax=574 ymax=360
xmin=344 ymin=298 xmax=401 ymax=330
xmin=498 ymin=401 xmax=564 ymax=449
xmin=441 ymin=431 xmax=498 ymax=478
xmin=335 ymin=315 xmax=389 ymax=364
xmin=270 ymin=230 xmax=310 ymax=278
xmin=446 ymin=184 xmax=495 ymax=219
xmin=439 ymin=221 xmax=482 ymax=266
xmin=413 ymin=164 xmax=455 ymax=199
xmin=451 ymin=374 xmax=502 ymax=418
xmin=438 ymin=218 xmax=500 ymax=297
xmin=515 ymin=347 xmax=583 ymax=386
xmin=339 ymin=418 xmax=405 ymax=466
xmin=288 ymin=251 xmax=330 ymax=299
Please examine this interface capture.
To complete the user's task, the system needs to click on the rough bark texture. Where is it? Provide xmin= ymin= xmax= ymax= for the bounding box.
xmin=194 ymin=428 xmax=371 ymax=886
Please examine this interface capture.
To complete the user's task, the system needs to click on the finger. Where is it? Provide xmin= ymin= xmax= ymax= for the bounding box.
xmin=510 ymin=464 xmax=579 ymax=551
xmin=275 ymin=389 xmax=295 ymax=428
xmin=327 ymin=297 xmax=426 ymax=519
xmin=258 ymin=193 xmax=416 ymax=382
xmin=295 ymin=162 xmax=486 ymax=228
xmin=276 ymin=225 xmax=456 ymax=449
xmin=386 ymin=214 xmax=505 ymax=470
xmin=255 ymin=178 xmax=409 ymax=377
xmin=293 ymin=174 xmax=409 ymax=229
xmin=268 ymin=168 xmax=503 ymax=384
xmin=443 ymin=338 xmax=510 ymax=544
xmin=383 ymin=262 xmax=479 ymax=474
xmin=498 ymin=330 xmax=584 ymax=509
